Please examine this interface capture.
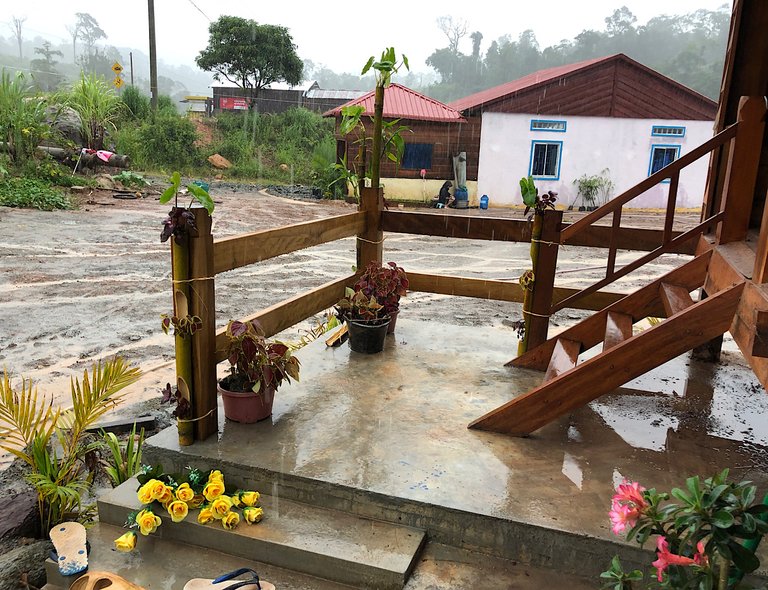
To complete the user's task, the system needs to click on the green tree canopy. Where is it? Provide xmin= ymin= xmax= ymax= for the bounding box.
xmin=196 ymin=16 xmax=303 ymax=109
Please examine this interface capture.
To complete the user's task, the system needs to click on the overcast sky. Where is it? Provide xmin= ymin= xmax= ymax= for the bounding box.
xmin=17 ymin=0 xmax=731 ymax=73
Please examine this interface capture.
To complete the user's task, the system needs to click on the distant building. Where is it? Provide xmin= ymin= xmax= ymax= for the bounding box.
xmin=211 ymin=80 xmax=365 ymax=115
xmin=449 ymin=54 xmax=717 ymax=208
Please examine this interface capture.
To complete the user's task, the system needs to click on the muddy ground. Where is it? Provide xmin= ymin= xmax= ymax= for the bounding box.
xmin=0 ymin=182 xmax=700 ymax=414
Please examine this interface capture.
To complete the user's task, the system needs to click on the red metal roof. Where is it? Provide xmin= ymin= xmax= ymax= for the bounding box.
xmin=324 ymin=83 xmax=466 ymax=122
xmin=449 ymin=56 xmax=610 ymax=112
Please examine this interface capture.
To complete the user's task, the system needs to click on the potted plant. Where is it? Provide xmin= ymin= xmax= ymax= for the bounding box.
xmin=335 ymin=288 xmax=391 ymax=354
xmin=218 ymin=320 xmax=300 ymax=423
xmin=353 ymin=261 xmax=408 ymax=334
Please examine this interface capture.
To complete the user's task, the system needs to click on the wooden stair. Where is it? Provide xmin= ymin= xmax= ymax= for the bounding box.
xmin=470 ymin=252 xmax=745 ymax=436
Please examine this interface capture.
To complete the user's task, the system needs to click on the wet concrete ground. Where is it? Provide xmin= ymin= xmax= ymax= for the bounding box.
xmin=145 ymin=318 xmax=768 ymax=579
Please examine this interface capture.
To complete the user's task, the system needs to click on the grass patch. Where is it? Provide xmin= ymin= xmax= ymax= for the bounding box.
xmin=0 ymin=176 xmax=72 ymax=210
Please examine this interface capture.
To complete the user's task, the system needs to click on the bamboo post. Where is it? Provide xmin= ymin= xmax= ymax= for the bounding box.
xmin=170 ymin=237 xmax=193 ymax=441
xmin=521 ymin=209 xmax=563 ymax=353
xmin=717 ymin=96 xmax=766 ymax=245
xmin=188 ymin=206 xmax=217 ymax=441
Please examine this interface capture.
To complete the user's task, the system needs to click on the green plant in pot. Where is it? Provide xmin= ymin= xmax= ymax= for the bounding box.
xmin=218 ymin=319 xmax=301 ymax=423
xmin=353 ymin=261 xmax=408 ymax=334
xmin=335 ymin=288 xmax=391 ymax=354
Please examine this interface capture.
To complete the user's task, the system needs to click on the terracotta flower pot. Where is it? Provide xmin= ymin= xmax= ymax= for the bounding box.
xmin=218 ymin=379 xmax=275 ymax=423
xmin=386 ymin=308 xmax=399 ymax=334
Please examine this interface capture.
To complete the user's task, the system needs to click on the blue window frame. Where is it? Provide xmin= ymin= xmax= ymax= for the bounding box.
xmin=648 ymin=144 xmax=681 ymax=182
xmin=402 ymin=143 xmax=433 ymax=170
xmin=530 ymin=119 xmax=567 ymax=132
xmin=651 ymin=125 xmax=686 ymax=138
xmin=529 ymin=140 xmax=562 ymax=180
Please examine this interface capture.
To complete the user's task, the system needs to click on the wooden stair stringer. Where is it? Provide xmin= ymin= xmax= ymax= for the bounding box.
xmin=508 ymin=250 xmax=713 ymax=371
xmin=471 ymin=280 xmax=745 ymax=436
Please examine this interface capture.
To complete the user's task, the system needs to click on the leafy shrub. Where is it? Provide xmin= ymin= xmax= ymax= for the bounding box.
xmin=117 ymin=114 xmax=201 ymax=171
xmin=0 ymin=71 xmax=50 ymax=165
xmin=23 ymin=158 xmax=82 ymax=188
xmin=64 ymin=74 xmax=124 ymax=150
xmin=121 ymin=86 xmax=151 ymax=121
xmin=0 ymin=176 xmax=71 ymax=210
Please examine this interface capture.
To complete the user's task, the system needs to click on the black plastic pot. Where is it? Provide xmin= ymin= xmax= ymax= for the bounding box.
xmin=347 ymin=318 xmax=391 ymax=354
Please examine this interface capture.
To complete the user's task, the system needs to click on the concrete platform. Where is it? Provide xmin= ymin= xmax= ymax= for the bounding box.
xmin=98 ymin=478 xmax=425 ymax=589
xmin=142 ymin=318 xmax=768 ymax=583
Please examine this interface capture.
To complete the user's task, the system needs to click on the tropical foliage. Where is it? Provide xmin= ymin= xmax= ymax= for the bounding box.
xmin=64 ymin=73 xmax=124 ymax=150
xmin=0 ymin=358 xmax=141 ymax=531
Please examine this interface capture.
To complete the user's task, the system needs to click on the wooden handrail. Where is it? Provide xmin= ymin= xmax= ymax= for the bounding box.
xmin=561 ymin=123 xmax=738 ymax=243
xmin=213 ymin=211 xmax=366 ymax=274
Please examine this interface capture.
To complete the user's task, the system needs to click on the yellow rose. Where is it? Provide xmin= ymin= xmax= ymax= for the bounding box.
xmin=203 ymin=479 xmax=226 ymax=502
xmin=210 ymin=496 xmax=232 ymax=519
xmin=188 ymin=494 xmax=205 ymax=509
xmin=231 ymin=494 xmax=242 ymax=508
xmin=167 ymin=500 xmax=189 ymax=523
xmin=239 ymin=491 xmax=260 ymax=507
xmin=208 ymin=470 xmax=224 ymax=483
xmin=148 ymin=479 xmax=167 ymax=501
xmin=156 ymin=485 xmax=173 ymax=505
xmin=114 ymin=531 xmax=137 ymax=552
xmin=197 ymin=507 xmax=214 ymax=525
xmin=137 ymin=481 xmax=154 ymax=505
xmin=136 ymin=509 xmax=161 ymax=536
xmin=243 ymin=506 xmax=264 ymax=524
xmin=222 ymin=511 xmax=240 ymax=530
xmin=175 ymin=483 xmax=195 ymax=503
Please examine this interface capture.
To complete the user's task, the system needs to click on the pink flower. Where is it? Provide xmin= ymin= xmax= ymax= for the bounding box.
xmin=608 ymin=480 xmax=647 ymax=535
xmin=651 ymin=537 xmax=708 ymax=581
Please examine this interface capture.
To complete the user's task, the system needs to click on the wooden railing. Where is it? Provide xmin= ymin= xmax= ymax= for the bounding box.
xmin=551 ymin=123 xmax=738 ymax=313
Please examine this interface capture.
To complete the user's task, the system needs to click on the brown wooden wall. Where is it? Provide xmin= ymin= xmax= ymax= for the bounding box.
xmin=335 ymin=116 xmax=482 ymax=182
xmin=472 ymin=58 xmax=717 ymax=121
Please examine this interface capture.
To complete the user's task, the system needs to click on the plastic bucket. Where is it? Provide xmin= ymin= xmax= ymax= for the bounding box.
xmin=347 ymin=318 xmax=391 ymax=354
xmin=480 ymin=195 xmax=489 ymax=210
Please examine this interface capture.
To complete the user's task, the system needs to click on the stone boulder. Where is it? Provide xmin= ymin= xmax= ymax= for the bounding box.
xmin=207 ymin=154 xmax=232 ymax=169
xmin=45 ymin=105 xmax=84 ymax=148
xmin=0 ymin=539 xmax=52 ymax=590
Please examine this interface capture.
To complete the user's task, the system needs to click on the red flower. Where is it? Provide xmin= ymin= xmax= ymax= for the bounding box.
xmin=651 ymin=537 xmax=708 ymax=581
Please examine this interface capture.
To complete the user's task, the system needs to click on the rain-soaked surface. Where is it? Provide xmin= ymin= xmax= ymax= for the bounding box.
xmin=149 ymin=317 xmax=768 ymax=545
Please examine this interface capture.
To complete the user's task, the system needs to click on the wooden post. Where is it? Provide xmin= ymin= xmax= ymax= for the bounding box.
xmin=526 ymin=209 xmax=563 ymax=350
xmin=717 ymin=96 xmax=766 ymax=245
xmin=357 ymin=185 xmax=383 ymax=271
xmin=188 ymin=207 xmax=218 ymax=441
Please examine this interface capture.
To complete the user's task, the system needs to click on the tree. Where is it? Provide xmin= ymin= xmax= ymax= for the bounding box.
xmin=30 ymin=41 xmax=63 ymax=91
xmin=65 ymin=20 xmax=82 ymax=63
xmin=436 ymin=16 xmax=467 ymax=54
xmin=9 ymin=16 xmax=26 ymax=60
xmin=75 ymin=12 xmax=106 ymax=70
xmin=196 ymin=16 xmax=303 ymax=109
xmin=605 ymin=6 xmax=637 ymax=36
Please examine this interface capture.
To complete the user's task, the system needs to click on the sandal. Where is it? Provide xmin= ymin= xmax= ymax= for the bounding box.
xmin=184 ymin=567 xmax=275 ymax=590
xmin=49 ymin=521 xmax=88 ymax=576
xmin=69 ymin=571 xmax=145 ymax=589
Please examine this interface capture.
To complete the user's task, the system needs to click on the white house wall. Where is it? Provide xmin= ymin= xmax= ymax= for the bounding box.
xmin=477 ymin=113 xmax=714 ymax=209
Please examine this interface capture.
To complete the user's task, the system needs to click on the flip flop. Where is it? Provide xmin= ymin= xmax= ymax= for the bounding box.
xmin=184 ymin=567 xmax=275 ymax=590
xmin=69 ymin=571 xmax=145 ymax=590
xmin=49 ymin=521 xmax=88 ymax=576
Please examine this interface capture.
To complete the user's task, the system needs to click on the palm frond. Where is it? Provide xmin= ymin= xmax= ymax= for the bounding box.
xmin=0 ymin=370 xmax=59 ymax=465
xmin=58 ymin=358 xmax=141 ymax=444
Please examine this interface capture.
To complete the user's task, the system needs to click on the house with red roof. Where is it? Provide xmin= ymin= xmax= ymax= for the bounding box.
xmin=450 ymin=53 xmax=717 ymax=208
xmin=324 ymin=83 xmax=471 ymax=203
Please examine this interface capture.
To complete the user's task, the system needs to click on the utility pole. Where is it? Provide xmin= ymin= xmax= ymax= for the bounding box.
xmin=129 ymin=51 xmax=134 ymax=86
xmin=148 ymin=0 xmax=158 ymax=111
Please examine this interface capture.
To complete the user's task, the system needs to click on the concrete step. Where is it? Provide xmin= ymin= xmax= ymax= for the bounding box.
xmin=45 ymin=522 xmax=355 ymax=590
xmin=98 ymin=478 xmax=426 ymax=590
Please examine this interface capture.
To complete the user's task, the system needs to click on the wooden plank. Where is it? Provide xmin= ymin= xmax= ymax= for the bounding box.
xmin=382 ymin=210 xmax=529 ymax=242
xmin=213 ymin=212 xmax=365 ymax=274
xmin=510 ymin=251 xmax=712 ymax=371
xmin=527 ymin=210 xmax=563 ymax=348
xmin=603 ymin=312 xmax=633 ymax=351
xmin=663 ymin=172 xmax=679 ymax=244
xmin=470 ymin=282 xmax=745 ymax=436
xmin=544 ymin=338 xmax=580 ymax=382
xmin=660 ymin=283 xmax=695 ymax=316
xmin=724 ymin=281 xmax=768 ymax=388
xmin=214 ymin=274 xmax=356 ymax=363
xmin=606 ymin=208 xmax=622 ymax=277
xmin=406 ymin=271 xmax=625 ymax=311
xmin=188 ymin=208 xmax=218 ymax=441
xmin=564 ymin=225 xmax=695 ymax=254
xmin=717 ymin=96 xmax=767 ymax=244
xmin=358 ymin=186 xmax=383 ymax=270
xmin=752 ymin=310 xmax=768 ymax=358
xmin=561 ymin=124 xmax=737 ymax=242
xmin=704 ymin=246 xmax=750 ymax=296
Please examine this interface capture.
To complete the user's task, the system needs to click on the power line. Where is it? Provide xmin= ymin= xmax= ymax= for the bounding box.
xmin=186 ymin=0 xmax=211 ymax=22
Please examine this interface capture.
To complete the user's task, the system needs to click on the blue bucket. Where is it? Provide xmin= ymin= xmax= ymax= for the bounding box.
xmin=480 ymin=195 xmax=489 ymax=210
